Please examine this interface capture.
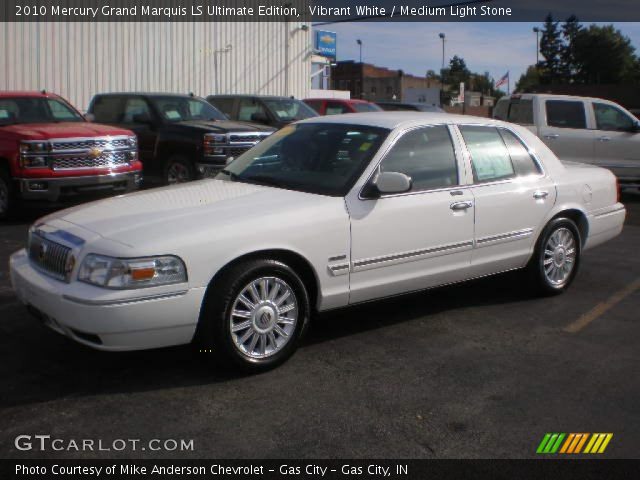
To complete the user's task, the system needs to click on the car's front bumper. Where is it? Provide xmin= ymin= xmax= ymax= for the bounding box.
xmin=16 ymin=170 xmax=142 ymax=202
xmin=9 ymin=249 xmax=205 ymax=351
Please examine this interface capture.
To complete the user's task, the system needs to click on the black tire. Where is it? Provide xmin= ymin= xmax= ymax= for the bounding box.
xmin=195 ymin=258 xmax=310 ymax=372
xmin=527 ymin=217 xmax=581 ymax=296
xmin=164 ymin=155 xmax=194 ymax=185
xmin=0 ymin=167 xmax=13 ymax=220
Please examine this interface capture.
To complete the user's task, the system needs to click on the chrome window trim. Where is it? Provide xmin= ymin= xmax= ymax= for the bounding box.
xmin=357 ymin=123 xmax=466 ymax=201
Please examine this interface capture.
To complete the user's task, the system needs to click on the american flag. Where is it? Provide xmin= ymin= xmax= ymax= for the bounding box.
xmin=495 ymin=71 xmax=509 ymax=88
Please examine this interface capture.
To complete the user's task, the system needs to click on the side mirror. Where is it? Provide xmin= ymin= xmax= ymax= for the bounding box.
xmin=251 ymin=112 xmax=269 ymax=124
xmin=364 ymin=171 xmax=412 ymax=198
xmin=84 ymin=113 xmax=95 ymax=122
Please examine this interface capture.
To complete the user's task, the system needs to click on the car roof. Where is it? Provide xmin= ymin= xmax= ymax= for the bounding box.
xmin=305 ymin=98 xmax=373 ymax=104
xmin=0 ymin=91 xmax=60 ymax=99
xmin=500 ymin=93 xmax=614 ymax=104
xmin=297 ymin=111 xmax=506 ymax=129
xmin=93 ymin=92 xmax=203 ymax=99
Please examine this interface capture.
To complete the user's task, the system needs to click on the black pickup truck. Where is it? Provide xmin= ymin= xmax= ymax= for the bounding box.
xmin=87 ymin=93 xmax=274 ymax=184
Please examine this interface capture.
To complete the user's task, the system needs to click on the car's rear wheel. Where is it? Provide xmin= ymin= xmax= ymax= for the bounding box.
xmin=0 ymin=167 xmax=13 ymax=220
xmin=164 ymin=155 xmax=193 ymax=185
xmin=196 ymin=259 xmax=310 ymax=371
xmin=528 ymin=217 xmax=581 ymax=295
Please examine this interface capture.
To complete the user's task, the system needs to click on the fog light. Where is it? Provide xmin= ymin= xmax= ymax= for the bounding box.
xmin=29 ymin=182 xmax=48 ymax=191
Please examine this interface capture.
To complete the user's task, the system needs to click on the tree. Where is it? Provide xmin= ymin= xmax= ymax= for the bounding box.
xmin=447 ymin=55 xmax=471 ymax=88
xmin=560 ymin=15 xmax=582 ymax=80
xmin=515 ymin=65 xmax=542 ymax=93
xmin=539 ymin=14 xmax=563 ymax=83
xmin=573 ymin=25 xmax=640 ymax=84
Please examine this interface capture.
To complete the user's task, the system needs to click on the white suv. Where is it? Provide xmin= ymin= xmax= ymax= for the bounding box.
xmin=494 ymin=93 xmax=640 ymax=187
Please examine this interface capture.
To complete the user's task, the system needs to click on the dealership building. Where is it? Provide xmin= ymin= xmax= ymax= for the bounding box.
xmin=0 ymin=21 xmax=313 ymax=110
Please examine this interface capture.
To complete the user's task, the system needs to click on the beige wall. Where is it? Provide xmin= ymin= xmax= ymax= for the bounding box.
xmin=1 ymin=22 xmax=311 ymax=111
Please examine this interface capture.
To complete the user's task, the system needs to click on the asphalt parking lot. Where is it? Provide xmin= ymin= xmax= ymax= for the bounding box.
xmin=1 ymin=193 xmax=639 ymax=459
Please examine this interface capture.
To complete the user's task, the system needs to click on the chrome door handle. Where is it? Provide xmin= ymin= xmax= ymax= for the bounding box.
xmin=450 ymin=201 xmax=473 ymax=211
xmin=544 ymin=134 xmax=559 ymax=140
xmin=533 ymin=190 xmax=549 ymax=200
xmin=598 ymin=136 xmax=611 ymax=142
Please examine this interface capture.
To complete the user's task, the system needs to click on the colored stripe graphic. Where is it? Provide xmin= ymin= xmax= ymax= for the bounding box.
xmin=538 ymin=433 xmax=613 ymax=454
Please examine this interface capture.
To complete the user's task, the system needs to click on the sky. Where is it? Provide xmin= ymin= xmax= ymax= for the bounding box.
xmin=320 ymin=22 xmax=640 ymax=93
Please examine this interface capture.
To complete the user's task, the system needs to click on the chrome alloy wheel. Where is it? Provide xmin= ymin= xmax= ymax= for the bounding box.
xmin=543 ymin=227 xmax=577 ymax=286
xmin=229 ymin=277 xmax=298 ymax=359
xmin=166 ymin=162 xmax=191 ymax=184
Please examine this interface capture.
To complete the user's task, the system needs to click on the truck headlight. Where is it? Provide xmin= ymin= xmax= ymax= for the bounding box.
xmin=78 ymin=254 xmax=187 ymax=289
xmin=126 ymin=135 xmax=137 ymax=148
xmin=204 ymin=133 xmax=227 ymax=156
xmin=20 ymin=141 xmax=49 ymax=153
xmin=21 ymin=156 xmax=48 ymax=168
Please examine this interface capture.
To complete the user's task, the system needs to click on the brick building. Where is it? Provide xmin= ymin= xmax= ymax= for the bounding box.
xmin=331 ymin=61 xmax=442 ymax=103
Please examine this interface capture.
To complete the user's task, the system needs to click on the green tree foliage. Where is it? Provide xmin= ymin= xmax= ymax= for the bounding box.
xmin=539 ymin=14 xmax=563 ymax=82
xmin=560 ymin=15 xmax=582 ymax=78
xmin=515 ymin=65 xmax=542 ymax=93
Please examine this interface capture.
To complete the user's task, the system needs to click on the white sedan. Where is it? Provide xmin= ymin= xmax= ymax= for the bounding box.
xmin=10 ymin=113 xmax=626 ymax=370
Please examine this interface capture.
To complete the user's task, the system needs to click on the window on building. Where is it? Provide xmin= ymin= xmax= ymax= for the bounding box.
xmin=459 ymin=126 xmax=515 ymax=183
xmin=545 ymin=100 xmax=586 ymax=129
xmin=380 ymin=125 xmax=458 ymax=192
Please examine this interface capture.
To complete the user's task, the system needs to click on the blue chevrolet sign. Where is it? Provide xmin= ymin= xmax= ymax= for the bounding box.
xmin=316 ymin=30 xmax=337 ymax=60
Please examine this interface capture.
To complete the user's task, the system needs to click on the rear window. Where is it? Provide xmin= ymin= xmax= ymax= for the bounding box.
xmin=546 ymin=100 xmax=586 ymax=129
xmin=494 ymin=98 xmax=533 ymax=125
xmin=90 ymin=96 xmax=125 ymax=123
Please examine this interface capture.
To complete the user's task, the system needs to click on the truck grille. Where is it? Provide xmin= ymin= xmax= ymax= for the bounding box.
xmin=228 ymin=146 xmax=254 ymax=158
xmin=51 ymin=151 xmax=130 ymax=170
xmin=50 ymin=138 xmax=131 ymax=152
xmin=228 ymin=134 xmax=269 ymax=144
xmin=28 ymin=234 xmax=72 ymax=281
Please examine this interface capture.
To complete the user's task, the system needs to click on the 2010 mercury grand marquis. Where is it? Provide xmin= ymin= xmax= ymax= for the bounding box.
xmin=10 ymin=112 xmax=626 ymax=370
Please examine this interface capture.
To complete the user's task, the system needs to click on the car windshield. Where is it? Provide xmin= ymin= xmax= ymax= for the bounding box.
xmin=353 ymin=103 xmax=383 ymax=113
xmin=217 ymin=123 xmax=389 ymax=196
xmin=262 ymin=98 xmax=318 ymax=122
xmin=150 ymin=96 xmax=227 ymax=122
xmin=0 ymin=97 xmax=84 ymax=125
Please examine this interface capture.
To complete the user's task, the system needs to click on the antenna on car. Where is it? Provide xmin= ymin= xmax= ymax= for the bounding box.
xmin=41 ymin=89 xmax=47 ymax=94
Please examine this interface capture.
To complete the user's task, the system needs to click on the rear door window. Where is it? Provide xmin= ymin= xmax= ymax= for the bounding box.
xmin=508 ymin=99 xmax=534 ymax=125
xmin=459 ymin=126 xmax=515 ymax=183
xmin=499 ymin=129 xmax=542 ymax=176
xmin=545 ymin=100 xmax=586 ymax=129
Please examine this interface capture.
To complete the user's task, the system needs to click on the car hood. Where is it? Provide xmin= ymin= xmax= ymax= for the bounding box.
xmin=41 ymin=180 xmax=331 ymax=248
xmin=0 ymin=122 xmax=133 ymax=139
xmin=172 ymin=120 xmax=275 ymax=133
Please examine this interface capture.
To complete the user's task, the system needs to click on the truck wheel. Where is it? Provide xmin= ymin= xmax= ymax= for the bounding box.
xmin=196 ymin=259 xmax=310 ymax=372
xmin=527 ymin=217 xmax=581 ymax=295
xmin=0 ymin=168 xmax=12 ymax=220
xmin=164 ymin=155 xmax=193 ymax=185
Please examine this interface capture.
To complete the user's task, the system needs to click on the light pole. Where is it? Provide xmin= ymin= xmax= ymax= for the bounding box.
xmin=438 ymin=33 xmax=446 ymax=70
xmin=212 ymin=44 xmax=232 ymax=94
xmin=356 ymin=39 xmax=362 ymax=63
xmin=533 ymin=27 xmax=540 ymax=66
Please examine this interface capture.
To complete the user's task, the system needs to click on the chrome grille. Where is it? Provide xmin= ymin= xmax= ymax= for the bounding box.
xmin=228 ymin=146 xmax=253 ymax=158
xmin=28 ymin=234 xmax=72 ymax=281
xmin=50 ymin=138 xmax=131 ymax=151
xmin=52 ymin=151 xmax=130 ymax=170
xmin=228 ymin=134 xmax=269 ymax=144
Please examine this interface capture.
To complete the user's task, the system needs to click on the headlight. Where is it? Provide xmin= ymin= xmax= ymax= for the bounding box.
xmin=204 ymin=133 xmax=227 ymax=156
xmin=20 ymin=141 xmax=50 ymax=154
xmin=78 ymin=254 xmax=187 ymax=289
xmin=21 ymin=156 xmax=48 ymax=168
xmin=126 ymin=135 xmax=137 ymax=148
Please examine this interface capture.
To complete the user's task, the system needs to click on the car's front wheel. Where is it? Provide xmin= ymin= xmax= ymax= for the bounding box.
xmin=196 ymin=259 xmax=310 ymax=371
xmin=164 ymin=155 xmax=193 ymax=185
xmin=528 ymin=217 xmax=581 ymax=295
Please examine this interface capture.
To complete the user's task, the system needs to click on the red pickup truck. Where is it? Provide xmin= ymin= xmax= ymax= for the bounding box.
xmin=0 ymin=91 xmax=142 ymax=218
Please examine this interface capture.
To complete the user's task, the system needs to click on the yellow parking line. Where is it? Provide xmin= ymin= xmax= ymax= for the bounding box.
xmin=564 ymin=278 xmax=640 ymax=333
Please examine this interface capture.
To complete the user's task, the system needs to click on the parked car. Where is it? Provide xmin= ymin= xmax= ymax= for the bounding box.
xmin=304 ymin=98 xmax=382 ymax=115
xmin=207 ymin=94 xmax=318 ymax=129
xmin=0 ymin=91 xmax=141 ymax=219
xmin=87 ymin=93 xmax=275 ymax=184
xmin=494 ymin=94 xmax=640 ymax=188
xmin=10 ymin=112 xmax=625 ymax=371
xmin=377 ymin=101 xmax=444 ymax=113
